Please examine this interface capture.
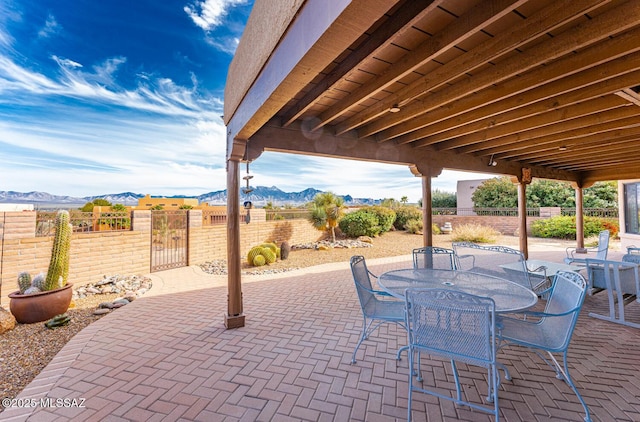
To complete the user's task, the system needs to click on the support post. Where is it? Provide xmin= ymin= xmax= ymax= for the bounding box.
xmin=575 ymin=186 xmax=585 ymax=250
xmin=422 ymin=175 xmax=432 ymax=247
xmin=225 ymin=158 xmax=245 ymax=329
xmin=517 ymin=182 xmax=528 ymax=259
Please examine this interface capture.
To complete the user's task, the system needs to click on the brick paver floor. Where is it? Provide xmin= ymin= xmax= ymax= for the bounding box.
xmin=2 ymin=249 xmax=640 ymax=421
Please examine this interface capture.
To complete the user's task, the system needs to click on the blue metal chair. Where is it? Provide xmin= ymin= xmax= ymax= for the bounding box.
xmin=585 ymin=258 xmax=640 ymax=328
xmin=565 ymin=229 xmax=610 ymax=266
xmin=350 ymin=255 xmax=406 ymax=364
xmin=412 ymin=246 xmax=456 ymax=270
xmin=405 ymin=288 xmax=499 ymax=421
xmin=452 ymin=242 xmax=547 ymax=294
xmin=498 ymin=270 xmax=591 ymax=422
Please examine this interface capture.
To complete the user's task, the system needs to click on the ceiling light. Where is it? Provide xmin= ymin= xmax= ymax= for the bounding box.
xmin=389 ymin=104 xmax=401 ymax=113
xmin=558 ymin=145 xmax=568 ymax=151
xmin=488 ymin=154 xmax=498 ymax=167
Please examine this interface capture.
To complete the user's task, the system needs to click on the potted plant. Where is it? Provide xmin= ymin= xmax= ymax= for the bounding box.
xmin=9 ymin=210 xmax=73 ymax=324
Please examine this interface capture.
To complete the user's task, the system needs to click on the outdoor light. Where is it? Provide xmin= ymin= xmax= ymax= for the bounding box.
xmin=389 ymin=104 xmax=401 ymax=113
xmin=558 ymin=145 xmax=568 ymax=151
xmin=487 ymin=154 xmax=498 ymax=167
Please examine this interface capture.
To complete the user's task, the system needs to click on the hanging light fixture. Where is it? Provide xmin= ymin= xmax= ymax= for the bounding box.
xmin=487 ymin=154 xmax=498 ymax=167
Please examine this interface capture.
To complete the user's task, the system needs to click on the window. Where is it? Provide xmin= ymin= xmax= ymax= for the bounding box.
xmin=624 ymin=183 xmax=640 ymax=234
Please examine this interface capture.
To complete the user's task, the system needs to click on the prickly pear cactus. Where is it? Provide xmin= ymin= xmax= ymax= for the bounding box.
xmin=17 ymin=272 xmax=32 ymax=293
xmin=44 ymin=210 xmax=72 ymax=291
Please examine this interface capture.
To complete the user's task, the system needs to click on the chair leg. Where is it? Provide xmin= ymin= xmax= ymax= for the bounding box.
xmin=558 ymin=352 xmax=592 ymax=422
xmin=351 ymin=318 xmax=373 ymax=364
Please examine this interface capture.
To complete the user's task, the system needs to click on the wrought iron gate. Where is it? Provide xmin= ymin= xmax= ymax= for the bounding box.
xmin=151 ymin=210 xmax=188 ymax=272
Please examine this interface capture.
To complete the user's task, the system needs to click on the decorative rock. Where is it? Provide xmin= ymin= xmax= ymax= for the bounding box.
xmin=280 ymin=241 xmax=290 ymax=260
xmin=93 ymin=308 xmax=111 ymax=315
xmin=357 ymin=236 xmax=373 ymax=244
xmin=113 ymin=299 xmax=130 ymax=306
xmin=99 ymin=302 xmax=115 ymax=309
xmin=0 ymin=307 xmax=17 ymax=334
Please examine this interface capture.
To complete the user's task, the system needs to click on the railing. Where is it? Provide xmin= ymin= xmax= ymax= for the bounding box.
xmin=561 ymin=208 xmax=619 ymax=218
xmin=433 ymin=208 xmax=540 ymax=216
xmin=265 ymin=209 xmax=311 ymax=221
xmin=202 ymin=210 xmax=227 ymax=226
xmin=36 ymin=211 xmax=131 ymax=237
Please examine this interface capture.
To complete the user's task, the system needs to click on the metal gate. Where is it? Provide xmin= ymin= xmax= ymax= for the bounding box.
xmin=151 ymin=210 xmax=188 ymax=272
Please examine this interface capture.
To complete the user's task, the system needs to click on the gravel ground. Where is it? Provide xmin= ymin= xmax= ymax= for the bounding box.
xmin=0 ymin=293 xmax=120 ymax=411
xmin=0 ymin=230 xmax=577 ymax=411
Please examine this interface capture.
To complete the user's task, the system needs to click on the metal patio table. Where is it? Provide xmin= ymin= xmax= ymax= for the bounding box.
xmin=379 ymin=268 xmax=538 ymax=313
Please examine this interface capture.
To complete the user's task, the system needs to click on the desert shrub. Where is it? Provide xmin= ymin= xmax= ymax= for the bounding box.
xmin=404 ymin=219 xmax=423 ymax=234
xmin=338 ymin=210 xmax=380 ymax=237
xmin=451 ymin=223 xmax=499 ymax=243
xmin=531 ymin=216 xmax=619 ymax=239
xmin=394 ymin=206 xmax=422 ymax=230
xmin=366 ymin=206 xmax=396 ymax=233
xmin=432 ymin=223 xmax=441 ymax=235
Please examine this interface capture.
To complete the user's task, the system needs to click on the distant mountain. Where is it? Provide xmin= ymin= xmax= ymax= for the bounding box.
xmin=0 ymin=187 xmax=380 ymax=207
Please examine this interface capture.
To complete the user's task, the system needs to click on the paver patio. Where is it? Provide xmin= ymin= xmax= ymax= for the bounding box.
xmin=2 ymin=247 xmax=640 ymax=421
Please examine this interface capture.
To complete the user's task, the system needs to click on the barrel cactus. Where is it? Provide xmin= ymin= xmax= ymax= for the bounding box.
xmin=246 ymin=242 xmax=281 ymax=266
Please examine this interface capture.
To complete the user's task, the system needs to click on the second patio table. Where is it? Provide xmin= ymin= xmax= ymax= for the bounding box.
xmin=378 ymin=269 xmax=538 ymax=313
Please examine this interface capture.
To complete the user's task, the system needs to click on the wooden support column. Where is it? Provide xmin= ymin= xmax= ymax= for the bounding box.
xmin=517 ymin=182 xmax=528 ymax=259
xmin=575 ymin=186 xmax=585 ymax=250
xmin=422 ymin=175 xmax=433 ymax=247
xmin=225 ymin=158 xmax=245 ymax=329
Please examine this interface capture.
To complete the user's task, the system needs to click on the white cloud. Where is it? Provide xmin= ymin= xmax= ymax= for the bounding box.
xmin=184 ymin=0 xmax=248 ymax=31
xmin=38 ymin=14 xmax=61 ymax=38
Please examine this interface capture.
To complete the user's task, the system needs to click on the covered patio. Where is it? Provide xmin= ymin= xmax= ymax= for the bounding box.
xmin=223 ymin=0 xmax=640 ymax=328
xmin=3 ymin=247 xmax=640 ymax=421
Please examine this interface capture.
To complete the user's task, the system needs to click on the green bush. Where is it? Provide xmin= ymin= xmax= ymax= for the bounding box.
xmin=394 ymin=206 xmax=422 ymax=230
xmin=338 ymin=210 xmax=381 ymax=237
xmin=366 ymin=206 xmax=396 ymax=233
xmin=404 ymin=219 xmax=423 ymax=234
xmin=531 ymin=216 xmax=619 ymax=240
xmin=451 ymin=224 xmax=499 ymax=243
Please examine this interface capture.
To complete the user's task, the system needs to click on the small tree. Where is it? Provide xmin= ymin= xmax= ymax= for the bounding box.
xmin=307 ymin=192 xmax=345 ymax=242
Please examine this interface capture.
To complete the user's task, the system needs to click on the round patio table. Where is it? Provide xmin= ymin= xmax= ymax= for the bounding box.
xmin=378 ymin=269 xmax=538 ymax=313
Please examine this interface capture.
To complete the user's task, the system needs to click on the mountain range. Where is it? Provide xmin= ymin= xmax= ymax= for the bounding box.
xmin=0 ymin=187 xmax=381 ymax=207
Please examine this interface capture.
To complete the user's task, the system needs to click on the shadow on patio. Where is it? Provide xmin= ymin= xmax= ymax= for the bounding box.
xmin=3 ymin=249 xmax=640 ymax=421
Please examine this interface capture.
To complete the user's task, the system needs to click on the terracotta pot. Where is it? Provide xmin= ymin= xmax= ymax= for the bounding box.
xmin=9 ymin=283 xmax=73 ymax=324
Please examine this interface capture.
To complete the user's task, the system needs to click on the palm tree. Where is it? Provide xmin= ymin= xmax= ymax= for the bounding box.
xmin=307 ymin=192 xmax=345 ymax=243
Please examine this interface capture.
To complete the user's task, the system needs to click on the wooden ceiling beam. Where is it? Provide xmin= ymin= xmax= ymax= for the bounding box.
xmin=418 ymin=96 xmax=628 ymax=148
xmin=280 ymin=0 xmax=442 ymax=128
xmin=312 ymin=0 xmax=527 ymax=131
xmin=494 ymin=126 xmax=640 ymax=162
xmin=374 ymin=1 xmax=640 ymax=142
xmin=347 ymin=0 xmax=617 ymax=138
xmin=454 ymin=107 xmax=640 ymax=154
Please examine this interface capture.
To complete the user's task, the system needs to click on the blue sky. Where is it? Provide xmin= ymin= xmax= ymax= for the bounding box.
xmin=0 ymin=0 xmax=492 ymax=202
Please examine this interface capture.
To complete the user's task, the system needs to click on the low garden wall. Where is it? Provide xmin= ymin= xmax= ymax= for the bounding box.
xmin=0 ymin=210 xmax=322 ymax=307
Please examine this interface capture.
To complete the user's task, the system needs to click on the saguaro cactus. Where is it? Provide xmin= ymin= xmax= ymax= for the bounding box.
xmin=44 ymin=210 xmax=72 ymax=290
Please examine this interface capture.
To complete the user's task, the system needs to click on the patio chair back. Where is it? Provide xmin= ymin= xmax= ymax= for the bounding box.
xmin=349 ymin=255 xmax=406 ymax=363
xmin=585 ymin=258 xmax=640 ymax=328
xmin=405 ymin=288 xmax=499 ymax=421
xmin=540 ymin=271 xmax=588 ymax=351
xmin=412 ymin=246 xmax=456 ymax=270
xmin=452 ymin=242 xmax=533 ymax=290
xmin=498 ymin=270 xmax=590 ymax=421
xmin=565 ymin=229 xmax=610 ymax=265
